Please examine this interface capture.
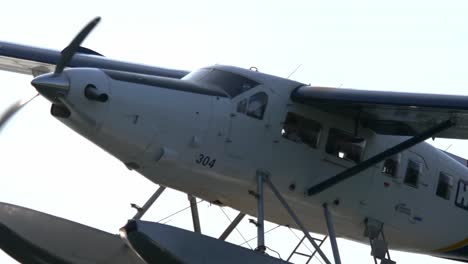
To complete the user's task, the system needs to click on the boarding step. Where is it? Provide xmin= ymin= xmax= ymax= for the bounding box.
xmin=365 ymin=218 xmax=396 ymax=264
xmin=286 ymin=234 xmax=328 ymax=263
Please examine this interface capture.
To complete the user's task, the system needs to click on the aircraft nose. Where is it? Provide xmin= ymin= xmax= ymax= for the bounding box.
xmin=31 ymin=73 xmax=69 ymax=102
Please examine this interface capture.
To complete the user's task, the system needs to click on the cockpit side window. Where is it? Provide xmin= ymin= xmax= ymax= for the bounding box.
xmin=183 ymin=68 xmax=259 ymax=97
xmin=246 ymin=92 xmax=268 ymax=120
xmin=236 ymin=92 xmax=268 ymax=120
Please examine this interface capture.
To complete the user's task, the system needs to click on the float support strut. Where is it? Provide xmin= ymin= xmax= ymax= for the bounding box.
xmin=132 ymin=186 xmax=166 ymax=220
xmin=263 ymin=175 xmax=332 ymax=264
xmin=188 ymin=194 xmax=202 ymax=234
xmin=256 ymin=171 xmax=266 ymax=252
xmin=323 ymin=203 xmax=341 ymax=264
xmin=219 ymin=212 xmax=246 ymax=241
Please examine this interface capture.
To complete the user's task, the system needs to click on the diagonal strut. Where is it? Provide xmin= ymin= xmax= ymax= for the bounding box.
xmin=307 ymin=120 xmax=454 ymax=196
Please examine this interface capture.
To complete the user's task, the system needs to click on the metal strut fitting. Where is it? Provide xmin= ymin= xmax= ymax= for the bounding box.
xmin=132 ymin=186 xmax=166 ymax=220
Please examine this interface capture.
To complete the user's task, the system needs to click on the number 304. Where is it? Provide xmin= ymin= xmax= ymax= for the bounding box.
xmin=196 ymin=154 xmax=216 ymax=168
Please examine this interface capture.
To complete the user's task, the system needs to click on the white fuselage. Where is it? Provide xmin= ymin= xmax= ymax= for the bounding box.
xmin=56 ymin=65 xmax=468 ymax=261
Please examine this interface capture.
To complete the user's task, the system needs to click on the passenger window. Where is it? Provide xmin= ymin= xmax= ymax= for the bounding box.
xmin=246 ymin=92 xmax=268 ymax=120
xmin=282 ymin=112 xmax=322 ymax=148
xmin=325 ymin=128 xmax=366 ymax=163
xmin=436 ymin=172 xmax=453 ymax=200
xmin=404 ymin=160 xmax=421 ymax=188
xmin=382 ymin=155 xmax=400 ymax=178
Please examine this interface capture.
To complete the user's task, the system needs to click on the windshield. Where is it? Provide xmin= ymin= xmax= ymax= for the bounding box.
xmin=183 ymin=68 xmax=259 ymax=97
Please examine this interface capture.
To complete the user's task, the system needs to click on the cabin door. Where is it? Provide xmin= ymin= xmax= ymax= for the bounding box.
xmin=225 ymin=86 xmax=272 ymax=165
xmin=367 ymin=151 xmax=425 ymax=226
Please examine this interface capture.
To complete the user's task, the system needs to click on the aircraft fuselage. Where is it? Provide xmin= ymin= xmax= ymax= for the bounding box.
xmin=55 ymin=65 xmax=468 ymax=262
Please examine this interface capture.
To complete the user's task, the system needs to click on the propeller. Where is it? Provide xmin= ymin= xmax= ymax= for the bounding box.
xmin=55 ymin=17 xmax=101 ymax=74
xmin=0 ymin=94 xmax=39 ymax=131
xmin=0 ymin=17 xmax=101 ymax=131
xmin=32 ymin=17 xmax=101 ymax=102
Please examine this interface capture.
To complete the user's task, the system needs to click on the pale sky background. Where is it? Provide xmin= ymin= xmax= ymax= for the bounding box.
xmin=1 ymin=0 xmax=468 ymax=263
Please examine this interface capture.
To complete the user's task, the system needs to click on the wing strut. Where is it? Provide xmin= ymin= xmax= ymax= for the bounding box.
xmin=307 ymin=119 xmax=455 ymax=196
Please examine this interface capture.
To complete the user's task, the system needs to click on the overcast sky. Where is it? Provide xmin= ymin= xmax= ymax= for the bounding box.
xmin=1 ymin=1 xmax=468 ymax=263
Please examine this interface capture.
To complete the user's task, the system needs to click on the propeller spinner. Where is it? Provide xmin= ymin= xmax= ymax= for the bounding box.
xmin=31 ymin=17 xmax=101 ymax=102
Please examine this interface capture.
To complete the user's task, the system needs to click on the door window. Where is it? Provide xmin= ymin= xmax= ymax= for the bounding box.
xmin=236 ymin=92 xmax=268 ymax=120
xmin=404 ymin=160 xmax=421 ymax=188
xmin=382 ymin=155 xmax=401 ymax=178
xmin=436 ymin=172 xmax=453 ymax=200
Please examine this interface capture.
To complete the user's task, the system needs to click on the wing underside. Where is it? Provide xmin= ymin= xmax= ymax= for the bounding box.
xmin=291 ymin=86 xmax=468 ymax=139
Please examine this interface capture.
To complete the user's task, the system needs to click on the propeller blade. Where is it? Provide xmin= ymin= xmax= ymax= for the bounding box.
xmin=0 ymin=94 xmax=39 ymax=130
xmin=55 ymin=17 xmax=101 ymax=74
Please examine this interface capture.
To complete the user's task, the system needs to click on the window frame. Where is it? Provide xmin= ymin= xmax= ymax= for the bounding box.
xmin=245 ymin=92 xmax=268 ymax=120
xmin=403 ymin=159 xmax=421 ymax=188
xmin=436 ymin=172 xmax=454 ymax=200
xmin=235 ymin=92 xmax=268 ymax=120
xmin=236 ymin=98 xmax=247 ymax=114
xmin=183 ymin=68 xmax=260 ymax=98
xmin=325 ymin=128 xmax=366 ymax=163
xmin=281 ymin=112 xmax=322 ymax=148
xmin=382 ymin=154 xmax=401 ymax=178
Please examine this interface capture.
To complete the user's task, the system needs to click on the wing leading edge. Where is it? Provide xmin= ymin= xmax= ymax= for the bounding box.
xmin=291 ymin=86 xmax=468 ymax=139
xmin=0 ymin=41 xmax=189 ymax=78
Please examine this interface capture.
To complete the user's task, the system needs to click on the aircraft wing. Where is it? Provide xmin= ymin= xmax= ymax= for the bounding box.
xmin=0 ymin=41 xmax=189 ymax=78
xmin=291 ymin=86 xmax=468 ymax=139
